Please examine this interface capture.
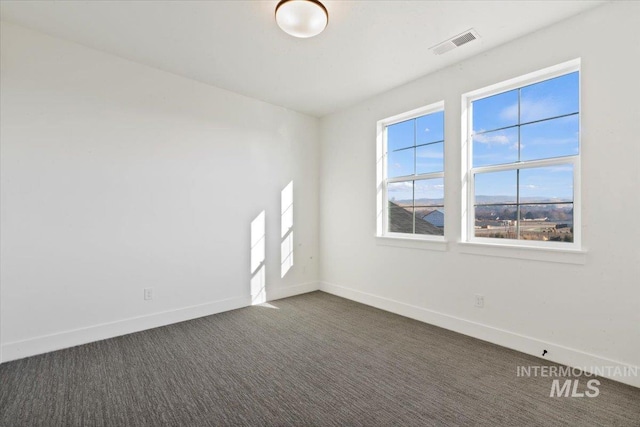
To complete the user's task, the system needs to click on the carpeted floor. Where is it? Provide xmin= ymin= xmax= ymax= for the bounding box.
xmin=1 ymin=291 xmax=639 ymax=426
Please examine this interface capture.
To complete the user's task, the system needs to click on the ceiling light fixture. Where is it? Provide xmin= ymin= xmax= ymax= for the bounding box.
xmin=275 ymin=0 xmax=328 ymax=39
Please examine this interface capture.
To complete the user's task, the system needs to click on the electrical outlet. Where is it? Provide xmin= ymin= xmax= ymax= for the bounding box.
xmin=144 ymin=288 xmax=153 ymax=301
xmin=474 ymin=294 xmax=484 ymax=308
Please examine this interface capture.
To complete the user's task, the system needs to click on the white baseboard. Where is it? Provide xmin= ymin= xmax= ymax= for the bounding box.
xmin=268 ymin=281 xmax=320 ymax=301
xmin=1 ymin=281 xmax=321 ymax=363
xmin=319 ymin=281 xmax=640 ymax=389
xmin=1 ymin=295 xmax=252 ymax=363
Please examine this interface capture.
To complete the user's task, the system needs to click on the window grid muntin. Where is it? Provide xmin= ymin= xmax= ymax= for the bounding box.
xmin=466 ymin=65 xmax=580 ymax=247
xmin=472 ymin=111 xmax=579 ymax=137
xmin=471 ymin=161 xmax=577 ymax=244
xmin=383 ymin=105 xmax=445 ymax=239
xmin=387 ymin=174 xmax=445 ymax=235
xmin=390 ymin=139 xmax=445 ymax=152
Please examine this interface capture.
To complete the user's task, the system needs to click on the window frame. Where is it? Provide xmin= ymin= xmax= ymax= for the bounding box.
xmin=376 ymin=101 xmax=446 ymax=243
xmin=461 ymin=59 xmax=582 ymax=250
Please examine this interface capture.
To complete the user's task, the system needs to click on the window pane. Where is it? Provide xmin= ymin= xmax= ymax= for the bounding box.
xmin=519 ymin=203 xmax=573 ymax=242
xmin=472 ymin=127 xmax=518 ymax=167
xmin=520 ymin=72 xmax=579 ymax=123
xmin=387 ymin=119 xmax=414 ymax=151
xmin=416 ymin=111 xmax=444 ymax=145
xmin=414 ymin=179 xmax=445 ymax=235
xmin=388 ymin=203 xmax=414 ymax=234
xmin=415 ymin=207 xmax=444 ymax=235
xmin=520 ymin=115 xmax=579 ymax=161
xmin=474 ymin=205 xmax=517 ymax=239
xmin=416 ymin=142 xmax=444 ymax=174
xmin=388 ymin=147 xmax=414 ymax=178
xmin=519 ymin=165 xmax=573 ymax=203
xmin=472 ymin=89 xmax=518 ymax=133
xmin=387 ymin=181 xmax=413 ymax=205
xmin=475 ymin=170 xmax=517 ymax=205
xmin=383 ymin=107 xmax=447 ymax=238
xmin=414 ymin=178 xmax=444 ymax=206
xmin=467 ymin=69 xmax=579 ymax=246
xmin=388 ymin=181 xmax=414 ymax=234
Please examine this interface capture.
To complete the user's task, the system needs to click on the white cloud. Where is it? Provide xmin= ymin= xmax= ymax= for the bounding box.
xmin=499 ymin=98 xmax=563 ymax=123
xmin=500 ymin=103 xmax=519 ymax=122
xmin=416 ymin=151 xmax=443 ymax=159
xmin=474 ymin=133 xmax=511 ymax=146
xmin=389 ymin=181 xmax=413 ymax=191
xmin=415 ymin=181 xmax=444 ymax=191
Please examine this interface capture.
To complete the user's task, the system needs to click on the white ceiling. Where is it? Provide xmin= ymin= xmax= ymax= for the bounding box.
xmin=0 ymin=0 xmax=605 ymax=117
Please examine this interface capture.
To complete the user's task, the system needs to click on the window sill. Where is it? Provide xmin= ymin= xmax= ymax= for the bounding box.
xmin=376 ymin=235 xmax=448 ymax=251
xmin=457 ymin=241 xmax=587 ymax=265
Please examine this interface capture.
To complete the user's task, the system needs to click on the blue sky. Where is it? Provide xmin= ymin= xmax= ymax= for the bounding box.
xmin=475 ymin=165 xmax=573 ymax=201
xmin=388 ymin=110 xmax=444 ymax=179
xmin=387 ymin=110 xmax=444 ymax=201
xmin=472 ymin=71 xmax=578 ymax=202
xmin=387 ymin=72 xmax=578 ymax=203
xmin=472 ymin=72 xmax=579 ymax=168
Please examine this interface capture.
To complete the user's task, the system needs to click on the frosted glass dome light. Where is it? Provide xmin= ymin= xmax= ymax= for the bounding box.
xmin=275 ymin=0 xmax=328 ymax=38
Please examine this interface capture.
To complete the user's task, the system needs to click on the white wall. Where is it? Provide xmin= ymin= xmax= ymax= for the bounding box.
xmin=0 ymin=22 xmax=320 ymax=361
xmin=2 ymin=2 xmax=639 ymax=389
xmin=319 ymin=2 xmax=640 ymax=387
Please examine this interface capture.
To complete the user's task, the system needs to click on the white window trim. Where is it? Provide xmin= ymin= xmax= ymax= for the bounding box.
xmin=376 ymin=235 xmax=448 ymax=252
xmin=461 ymin=59 xmax=584 ymax=252
xmin=376 ymin=101 xmax=446 ymax=246
xmin=457 ymin=241 xmax=586 ymax=265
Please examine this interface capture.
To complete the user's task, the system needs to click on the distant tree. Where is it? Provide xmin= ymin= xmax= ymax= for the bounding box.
xmin=501 ymin=208 xmax=516 ymax=220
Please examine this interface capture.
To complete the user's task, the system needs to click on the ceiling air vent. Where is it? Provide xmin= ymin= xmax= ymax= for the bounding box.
xmin=430 ymin=29 xmax=480 ymax=55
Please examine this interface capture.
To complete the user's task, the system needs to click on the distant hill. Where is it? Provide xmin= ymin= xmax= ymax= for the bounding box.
xmin=391 ymin=198 xmax=444 ymax=206
xmin=476 ymin=195 xmax=571 ymax=204
xmin=393 ymin=196 xmax=571 ymax=205
xmin=391 ymin=196 xmax=573 ymax=223
xmin=475 ymin=195 xmax=516 ymax=204
xmin=475 ymin=204 xmax=573 ymax=222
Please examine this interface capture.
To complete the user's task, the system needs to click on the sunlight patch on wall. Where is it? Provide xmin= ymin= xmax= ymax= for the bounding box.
xmin=250 ymin=210 xmax=266 ymax=305
xmin=281 ymin=181 xmax=294 ymax=278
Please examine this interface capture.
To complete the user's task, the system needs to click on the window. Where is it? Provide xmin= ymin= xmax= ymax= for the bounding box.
xmin=378 ymin=102 xmax=445 ymax=239
xmin=463 ymin=60 xmax=580 ymax=249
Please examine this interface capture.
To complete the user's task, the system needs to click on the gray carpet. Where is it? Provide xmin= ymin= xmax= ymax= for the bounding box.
xmin=1 ymin=291 xmax=639 ymax=426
